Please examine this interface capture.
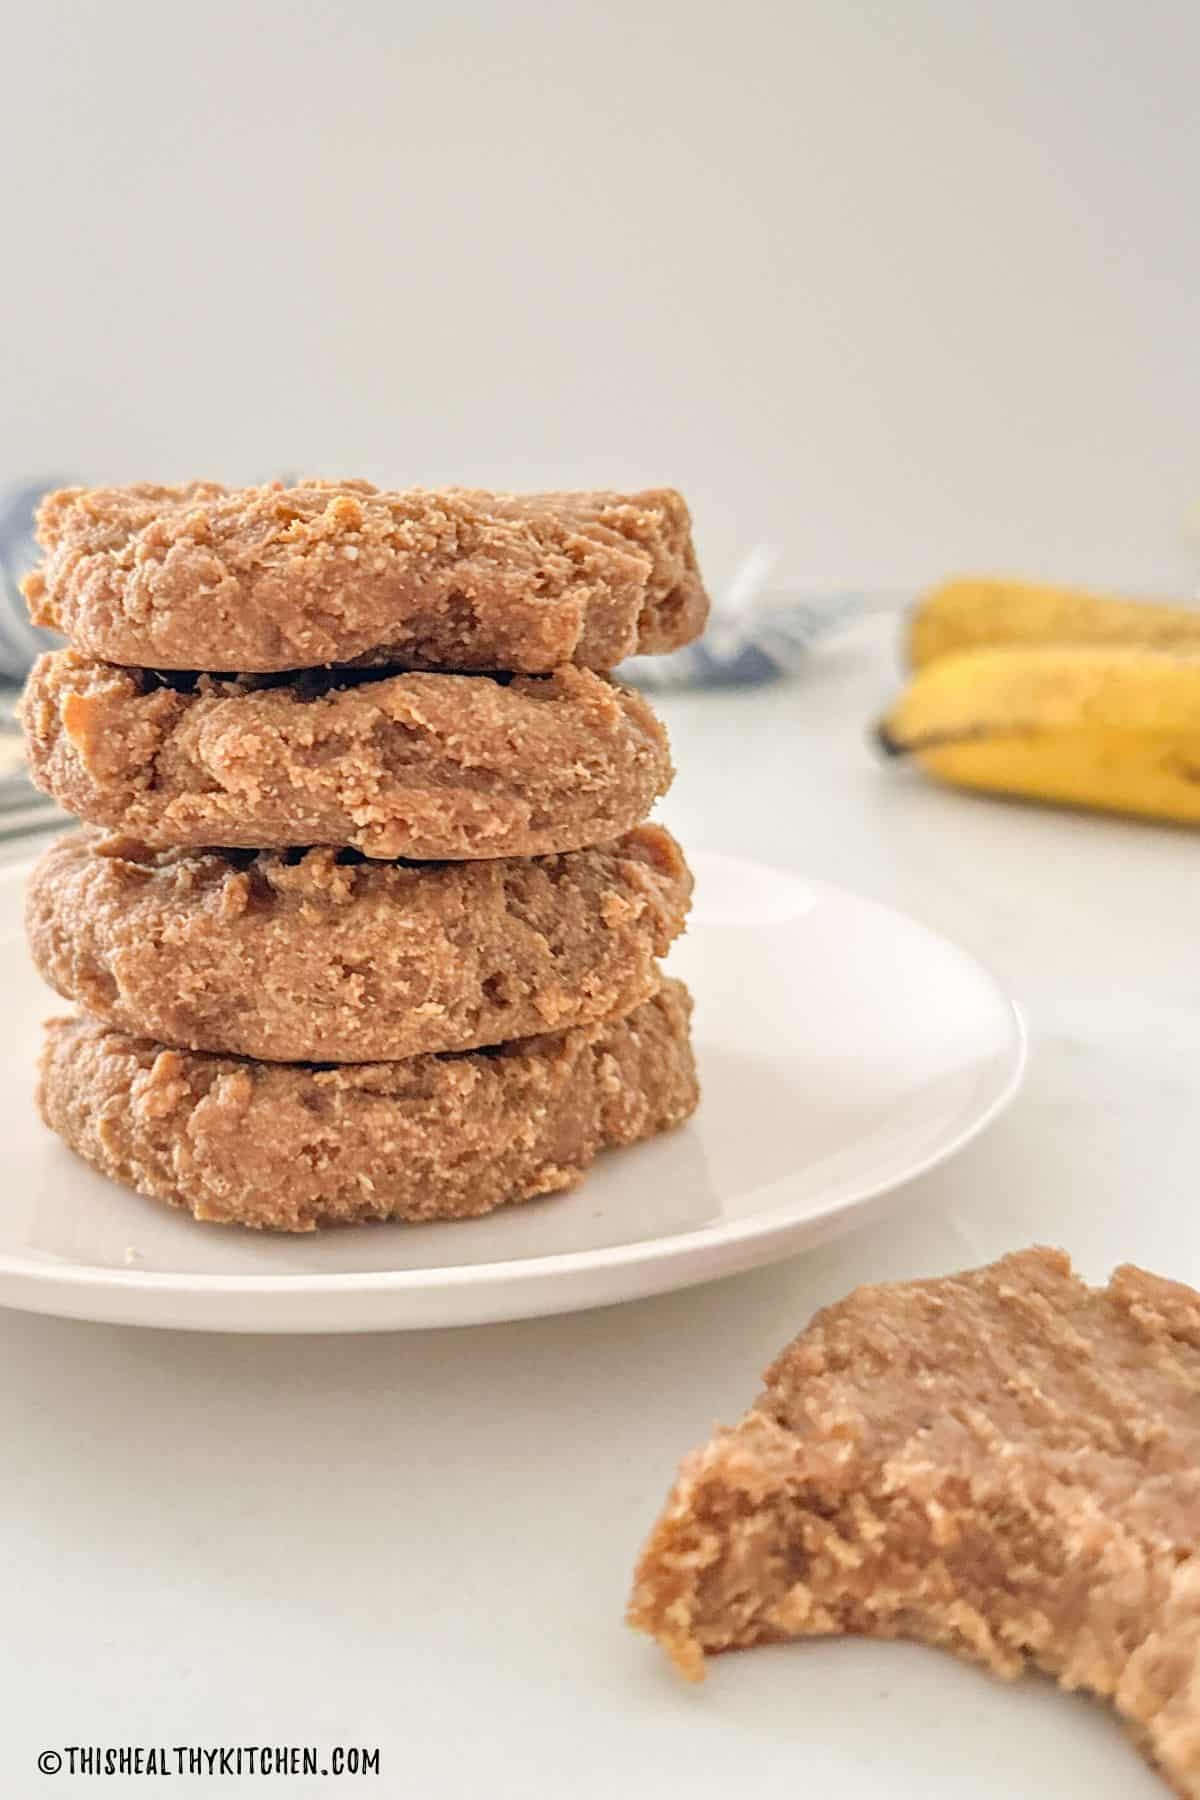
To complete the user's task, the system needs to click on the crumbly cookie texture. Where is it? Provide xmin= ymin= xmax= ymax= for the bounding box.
xmin=24 ymin=480 xmax=709 ymax=673
xmin=628 ymin=1248 xmax=1200 ymax=1797
xmin=38 ymin=980 xmax=698 ymax=1232
xmin=28 ymin=825 xmax=692 ymax=1062
xmin=21 ymin=652 xmax=672 ymax=858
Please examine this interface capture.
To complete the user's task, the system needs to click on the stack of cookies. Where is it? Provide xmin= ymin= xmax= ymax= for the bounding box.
xmin=19 ymin=481 xmax=706 ymax=1232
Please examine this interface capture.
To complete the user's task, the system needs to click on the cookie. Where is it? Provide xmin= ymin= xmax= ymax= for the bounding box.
xmin=24 ymin=480 xmax=709 ymax=673
xmin=21 ymin=652 xmax=672 ymax=858
xmin=38 ymin=980 xmax=699 ymax=1231
xmin=628 ymin=1248 xmax=1200 ymax=1796
xmin=28 ymin=825 xmax=692 ymax=1062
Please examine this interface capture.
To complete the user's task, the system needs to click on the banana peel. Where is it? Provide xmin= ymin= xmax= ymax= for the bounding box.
xmin=877 ymin=645 xmax=1200 ymax=825
xmin=909 ymin=577 xmax=1200 ymax=670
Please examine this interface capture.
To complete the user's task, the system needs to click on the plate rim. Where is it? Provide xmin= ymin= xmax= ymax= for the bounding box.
xmin=0 ymin=850 xmax=1027 ymax=1324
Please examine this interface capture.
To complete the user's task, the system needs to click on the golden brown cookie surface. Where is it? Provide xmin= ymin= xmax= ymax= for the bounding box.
xmin=39 ymin=980 xmax=698 ymax=1232
xmin=629 ymin=1248 xmax=1200 ymax=1795
xmin=21 ymin=653 xmax=672 ymax=858
xmin=28 ymin=826 xmax=691 ymax=1062
xmin=24 ymin=480 xmax=709 ymax=673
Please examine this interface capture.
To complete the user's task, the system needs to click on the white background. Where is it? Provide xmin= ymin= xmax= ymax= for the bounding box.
xmin=1 ymin=6 xmax=1197 ymax=1797
xmin=3 ymin=0 xmax=1199 ymax=595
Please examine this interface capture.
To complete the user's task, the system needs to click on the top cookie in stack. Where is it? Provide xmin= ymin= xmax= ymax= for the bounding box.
xmin=25 ymin=479 xmax=707 ymax=673
xmin=22 ymin=480 xmax=707 ymax=1231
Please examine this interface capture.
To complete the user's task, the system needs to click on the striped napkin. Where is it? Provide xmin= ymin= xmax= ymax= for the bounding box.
xmin=0 ymin=481 xmax=66 ymax=681
xmin=620 ymin=546 xmax=896 ymax=688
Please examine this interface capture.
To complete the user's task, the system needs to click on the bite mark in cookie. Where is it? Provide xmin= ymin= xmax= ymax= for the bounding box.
xmin=628 ymin=1248 xmax=1200 ymax=1796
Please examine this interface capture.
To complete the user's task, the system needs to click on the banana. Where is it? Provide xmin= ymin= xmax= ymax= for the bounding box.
xmin=909 ymin=577 xmax=1200 ymax=669
xmin=877 ymin=645 xmax=1200 ymax=824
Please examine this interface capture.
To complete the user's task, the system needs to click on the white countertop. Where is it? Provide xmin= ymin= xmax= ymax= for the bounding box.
xmin=2 ymin=615 xmax=1189 ymax=1799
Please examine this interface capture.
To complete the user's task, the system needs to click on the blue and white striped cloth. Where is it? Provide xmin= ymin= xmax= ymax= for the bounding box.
xmin=0 ymin=481 xmax=68 ymax=682
xmin=619 ymin=545 xmax=895 ymax=689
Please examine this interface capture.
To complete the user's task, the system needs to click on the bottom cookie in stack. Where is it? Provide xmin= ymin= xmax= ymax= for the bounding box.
xmin=39 ymin=980 xmax=698 ymax=1232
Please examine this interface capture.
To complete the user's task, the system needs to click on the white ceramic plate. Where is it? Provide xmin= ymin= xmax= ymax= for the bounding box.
xmin=0 ymin=850 xmax=1024 ymax=1332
